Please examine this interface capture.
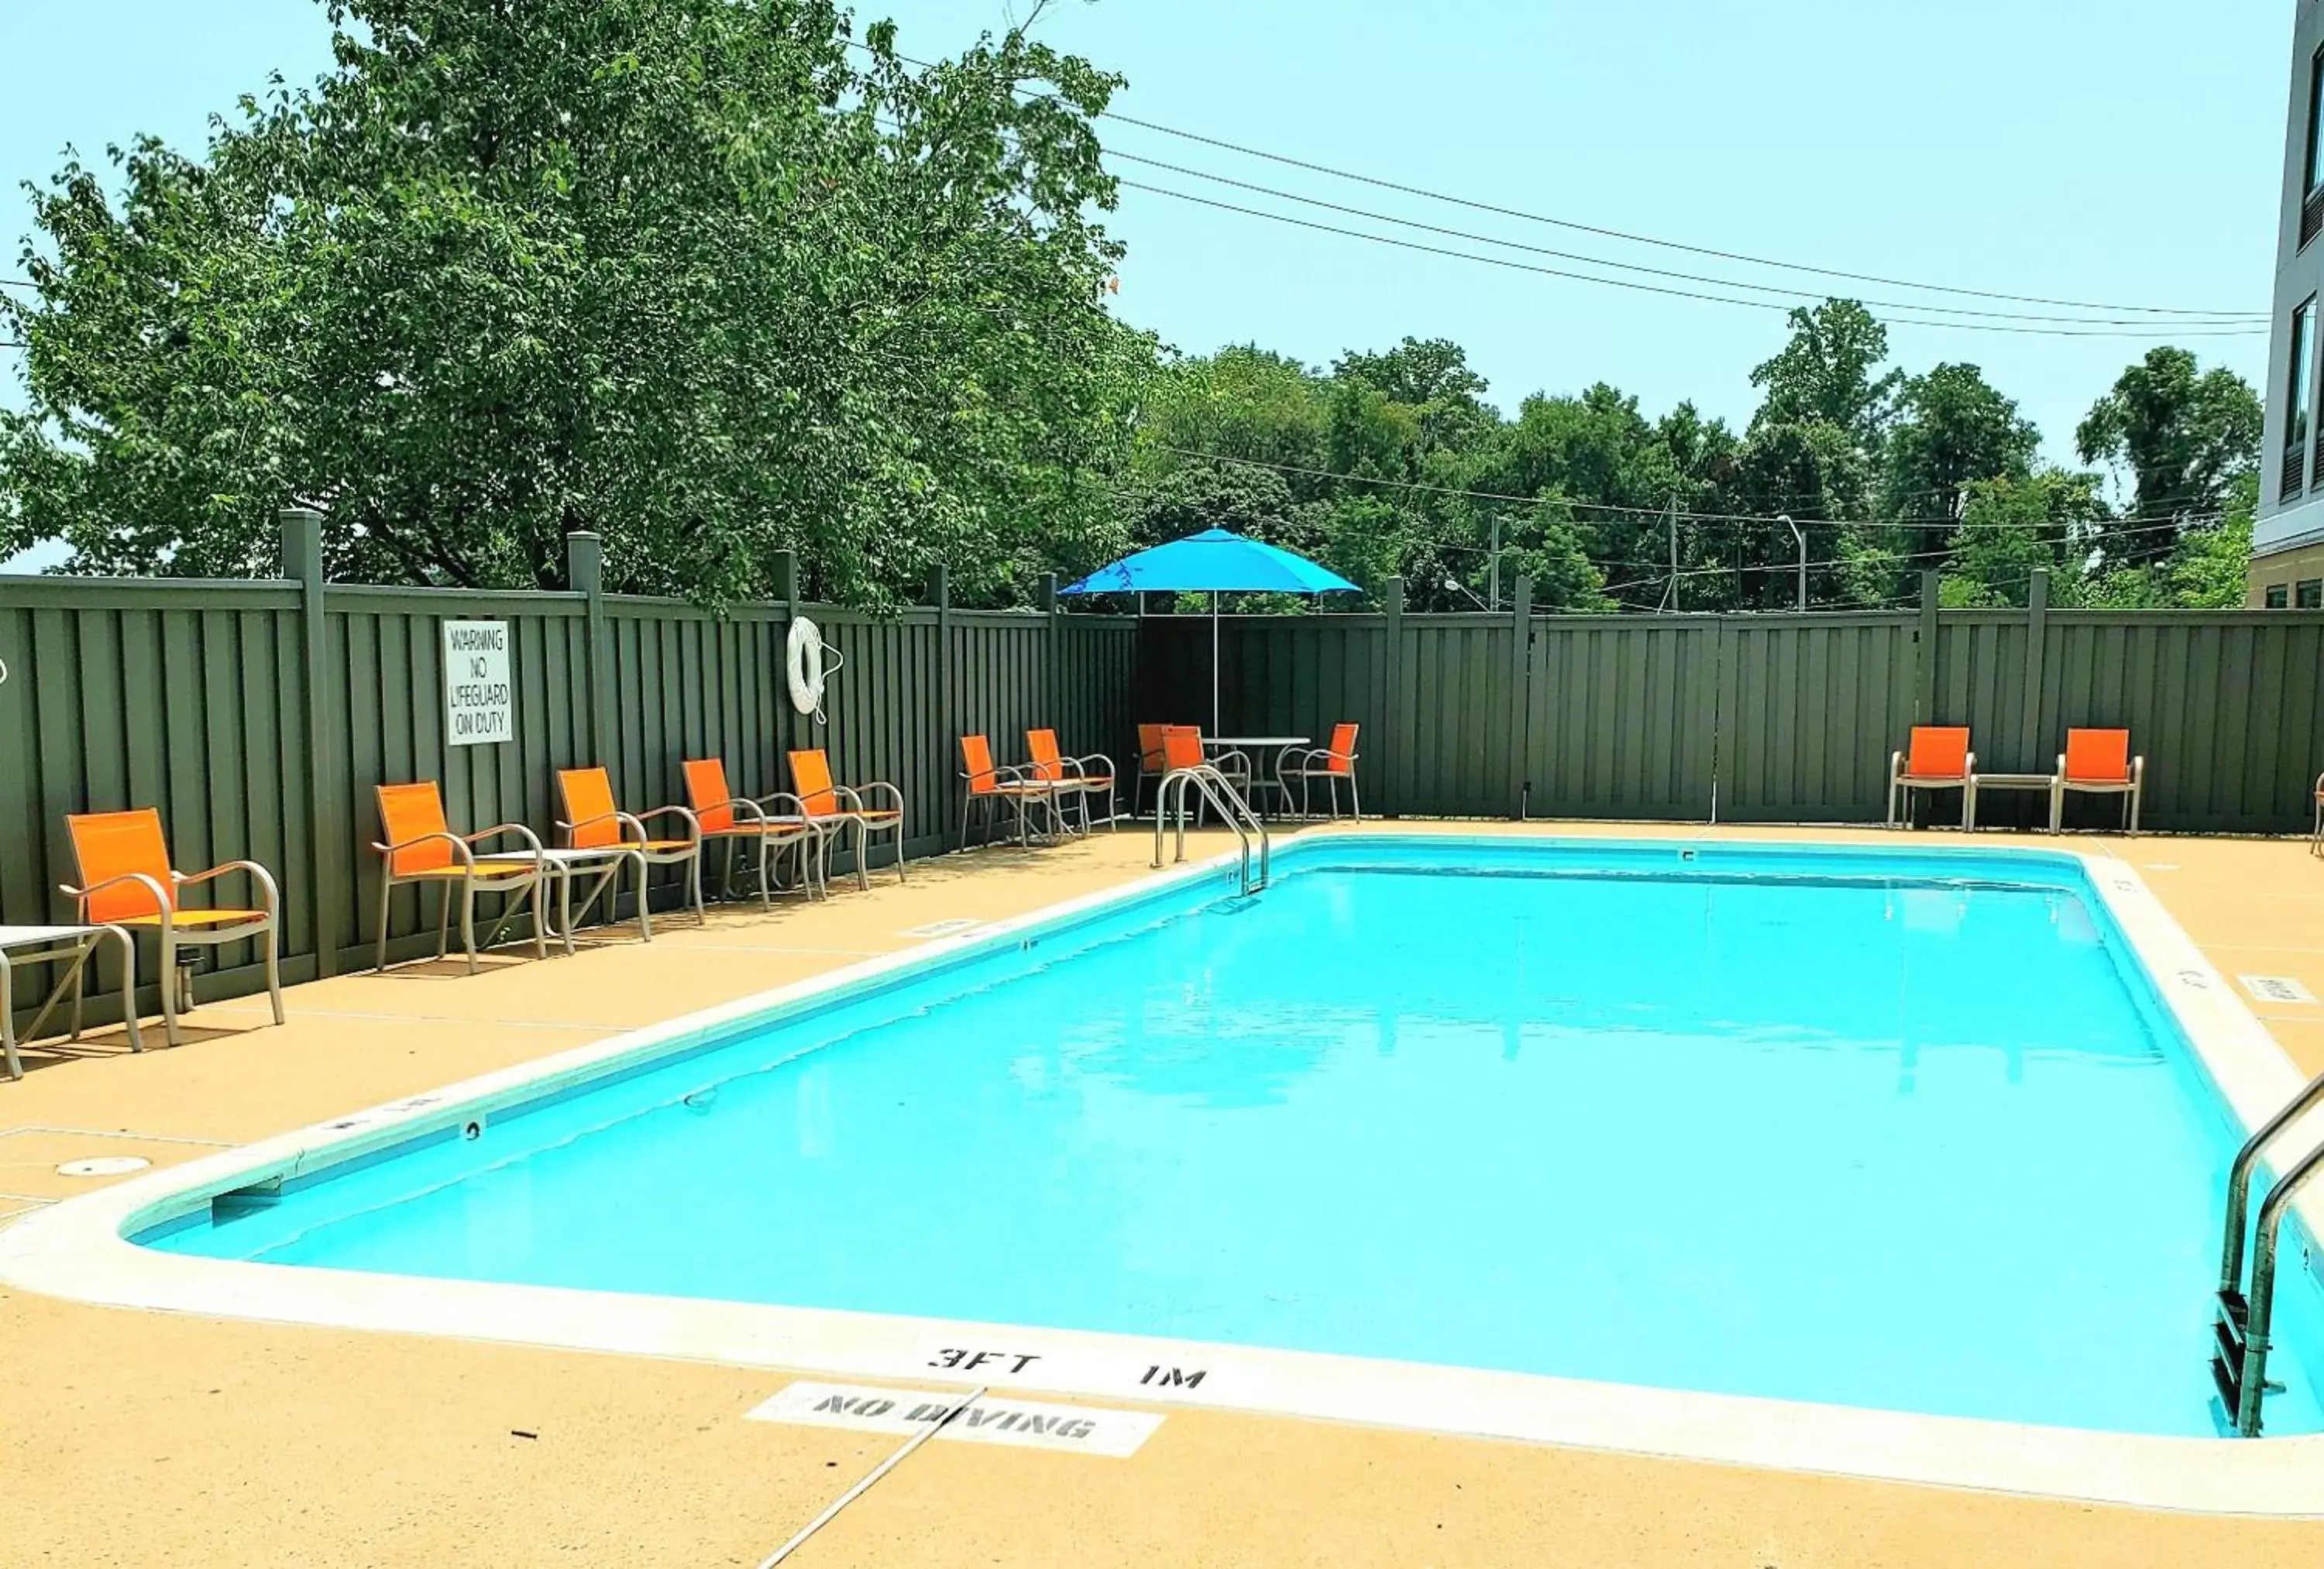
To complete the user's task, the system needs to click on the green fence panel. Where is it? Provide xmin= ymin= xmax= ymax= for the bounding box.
xmin=2039 ymin=613 xmax=2324 ymax=834
xmin=1716 ymin=613 xmax=1920 ymax=822
xmin=1527 ymin=614 xmax=1720 ymax=820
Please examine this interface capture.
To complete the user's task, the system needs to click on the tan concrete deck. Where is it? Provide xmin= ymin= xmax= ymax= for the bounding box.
xmin=5 ymin=821 xmax=2324 ymax=1567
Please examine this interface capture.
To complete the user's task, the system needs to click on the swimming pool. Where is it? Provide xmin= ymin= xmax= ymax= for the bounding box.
xmin=11 ymin=833 xmax=2324 ymax=1509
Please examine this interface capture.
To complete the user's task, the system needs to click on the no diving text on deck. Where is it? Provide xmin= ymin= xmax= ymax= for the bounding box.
xmin=745 ymin=1382 xmax=1164 ymax=1457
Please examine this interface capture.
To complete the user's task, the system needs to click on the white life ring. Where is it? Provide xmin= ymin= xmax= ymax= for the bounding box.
xmin=786 ymin=616 xmax=825 ymax=717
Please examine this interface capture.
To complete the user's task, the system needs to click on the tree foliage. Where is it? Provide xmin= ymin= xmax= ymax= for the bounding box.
xmin=0 ymin=0 xmax=1153 ymax=605
xmin=0 ymin=5 xmax=2266 ymax=615
xmin=2074 ymin=346 xmax=2264 ymax=565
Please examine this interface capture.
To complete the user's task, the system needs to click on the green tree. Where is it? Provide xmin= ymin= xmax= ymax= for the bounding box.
xmin=1501 ymin=496 xmax=1613 ymax=612
xmin=1116 ymin=460 xmax=1320 ymax=552
xmin=2074 ymin=347 xmax=2263 ymax=567
xmin=1882 ymin=362 xmax=2039 ymax=526
xmin=1748 ymin=299 xmax=1902 ymax=442
xmin=1135 ymin=345 xmax=1329 ymax=493
xmin=0 ymin=0 xmax=1151 ymax=606
xmin=1938 ymin=469 xmax=2106 ymax=607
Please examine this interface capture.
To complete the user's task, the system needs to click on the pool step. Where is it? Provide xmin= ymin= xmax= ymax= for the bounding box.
xmin=2209 ymin=1288 xmax=2250 ymax=1427
xmin=2207 ymin=1064 xmax=2324 ymax=1437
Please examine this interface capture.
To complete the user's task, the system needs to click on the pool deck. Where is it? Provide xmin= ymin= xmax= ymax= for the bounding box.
xmin=5 ymin=819 xmax=2324 ymax=1566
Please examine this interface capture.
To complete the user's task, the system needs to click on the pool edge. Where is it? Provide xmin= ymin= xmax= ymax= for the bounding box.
xmin=7 ymin=828 xmax=2324 ymax=1517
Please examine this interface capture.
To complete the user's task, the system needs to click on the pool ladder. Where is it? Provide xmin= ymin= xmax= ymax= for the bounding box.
xmin=1153 ymin=764 xmax=1270 ymax=894
xmin=2210 ymin=1067 xmax=2324 ymax=1436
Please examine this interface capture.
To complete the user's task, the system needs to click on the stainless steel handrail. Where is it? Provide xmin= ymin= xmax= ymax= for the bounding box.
xmin=2212 ymin=1066 xmax=2324 ymax=1435
xmin=2233 ymin=1138 xmax=2324 ymax=1435
xmin=2218 ymin=1068 xmax=2324 ymax=1297
xmin=1151 ymin=765 xmax=1270 ymax=893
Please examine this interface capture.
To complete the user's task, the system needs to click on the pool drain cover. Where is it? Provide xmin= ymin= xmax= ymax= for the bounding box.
xmin=57 ymin=1155 xmax=150 ymax=1178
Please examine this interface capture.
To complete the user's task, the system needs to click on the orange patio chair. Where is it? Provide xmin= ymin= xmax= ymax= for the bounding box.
xmin=1026 ymin=728 xmax=1119 ymax=833
xmin=1157 ymin=726 xmax=1252 ymax=827
xmin=2051 ymin=729 xmax=2143 ymax=834
xmin=1887 ymin=726 xmax=1975 ymax=829
xmin=370 ymin=781 xmax=548 ymax=974
xmin=1133 ymin=723 xmax=1175 ymax=817
xmin=1277 ymin=723 xmax=1363 ymax=820
xmin=62 ymin=808 xmax=283 ymax=1047
xmin=679 ymin=757 xmax=822 ymax=904
xmin=959 ymin=734 xmax=1063 ymax=847
xmin=556 ymin=766 xmax=706 ymax=939
xmin=789 ymin=748 xmax=906 ymax=890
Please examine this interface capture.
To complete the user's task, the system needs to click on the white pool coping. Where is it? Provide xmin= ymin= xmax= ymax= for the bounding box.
xmin=6 ymin=832 xmax=2324 ymax=1516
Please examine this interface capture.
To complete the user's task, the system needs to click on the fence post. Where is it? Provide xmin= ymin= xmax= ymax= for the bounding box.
xmin=280 ymin=508 xmax=341 ymax=979
xmin=1382 ymin=575 xmax=1404 ymax=817
xmin=1508 ymin=574 xmax=1533 ymax=819
xmin=2020 ymin=568 xmax=2050 ymax=771
xmin=1040 ymin=571 xmax=1060 ymax=745
xmin=930 ymin=564 xmax=954 ymax=850
xmin=1917 ymin=569 xmax=1941 ymax=723
xmin=567 ymin=532 xmax=613 ymax=782
xmin=772 ymin=549 xmax=799 ymax=620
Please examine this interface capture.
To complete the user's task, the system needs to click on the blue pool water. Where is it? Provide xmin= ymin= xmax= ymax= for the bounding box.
xmin=145 ymin=839 xmax=2324 ymax=1437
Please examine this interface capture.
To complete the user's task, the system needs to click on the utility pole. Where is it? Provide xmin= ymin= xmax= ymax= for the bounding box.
xmin=1487 ymin=513 xmax=1503 ymax=612
xmin=1655 ymin=497 xmax=1679 ymax=613
xmin=1780 ymin=513 xmax=1806 ymax=611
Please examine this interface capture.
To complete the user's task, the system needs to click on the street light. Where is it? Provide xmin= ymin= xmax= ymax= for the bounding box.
xmin=1779 ymin=514 xmax=1807 ymax=611
xmin=1444 ymin=575 xmax=1490 ymax=611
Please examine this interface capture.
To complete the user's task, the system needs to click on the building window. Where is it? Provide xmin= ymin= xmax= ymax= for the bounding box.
xmin=2267 ymin=584 xmax=2291 ymax=609
xmin=2301 ymin=580 xmax=2323 ymax=609
xmin=2288 ymin=297 xmax=2317 ymax=503
xmin=2305 ymin=48 xmax=2324 ymax=245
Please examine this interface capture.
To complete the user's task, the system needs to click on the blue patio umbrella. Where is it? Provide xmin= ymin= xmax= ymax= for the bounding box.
xmin=1060 ymin=528 xmax=1359 ymax=735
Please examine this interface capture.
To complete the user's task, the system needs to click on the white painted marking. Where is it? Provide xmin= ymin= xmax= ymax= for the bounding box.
xmin=2240 ymin=974 xmax=2317 ymax=1005
xmin=746 ymin=1382 xmax=1162 ymax=1458
xmin=56 ymin=1156 xmax=150 ymax=1177
xmin=897 ymin=918 xmax=986 ymax=939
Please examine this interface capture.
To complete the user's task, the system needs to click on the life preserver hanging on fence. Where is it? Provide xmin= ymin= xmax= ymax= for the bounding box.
xmin=786 ymin=615 xmax=842 ymax=724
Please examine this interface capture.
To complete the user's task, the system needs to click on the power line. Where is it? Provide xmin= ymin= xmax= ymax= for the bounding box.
xmin=1123 ymin=181 xmax=2267 ymax=340
xmin=1106 ymin=151 xmax=2260 ymax=330
xmin=1153 ymin=447 xmax=2226 ymax=530
xmin=1593 ymin=516 xmax=2202 ymax=599
xmin=851 ymin=36 xmax=2263 ymax=319
xmin=1096 ymin=112 xmax=2266 ymax=322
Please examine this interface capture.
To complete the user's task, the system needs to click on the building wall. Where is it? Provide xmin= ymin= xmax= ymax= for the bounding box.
xmin=2254 ymin=0 xmax=2324 ymax=579
xmin=2247 ymin=536 xmax=2324 ymax=606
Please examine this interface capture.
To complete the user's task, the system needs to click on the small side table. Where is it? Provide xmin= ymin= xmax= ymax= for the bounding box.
xmin=0 ymin=925 xmax=143 ymax=1080
xmin=477 ymin=846 xmax=649 ymax=952
xmin=1205 ymin=736 xmax=1308 ymax=815
xmin=1965 ymin=772 xmax=2059 ymax=832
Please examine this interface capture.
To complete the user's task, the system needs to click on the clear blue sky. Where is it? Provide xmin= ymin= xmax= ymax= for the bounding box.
xmin=0 ymin=0 xmax=2290 ymax=568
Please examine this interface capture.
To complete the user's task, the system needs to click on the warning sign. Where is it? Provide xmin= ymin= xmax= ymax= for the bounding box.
xmin=444 ymin=620 xmax=513 ymax=747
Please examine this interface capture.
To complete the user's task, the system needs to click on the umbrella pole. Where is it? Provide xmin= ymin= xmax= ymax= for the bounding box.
xmin=1212 ymin=591 xmax=1222 ymax=736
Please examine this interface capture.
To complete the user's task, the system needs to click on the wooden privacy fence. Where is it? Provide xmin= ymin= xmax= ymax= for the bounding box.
xmin=0 ymin=513 xmax=1135 ymax=1024
xmin=1135 ymin=572 xmax=2324 ymax=835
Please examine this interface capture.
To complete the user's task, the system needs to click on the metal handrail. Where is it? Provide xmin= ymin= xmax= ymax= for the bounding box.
xmin=1151 ymin=765 xmax=1270 ymax=893
xmin=2236 ymin=1138 xmax=2324 ymax=1435
xmin=2212 ymin=1066 xmax=2324 ymax=1435
xmin=2218 ymin=1068 xmax=2324 ymax=1297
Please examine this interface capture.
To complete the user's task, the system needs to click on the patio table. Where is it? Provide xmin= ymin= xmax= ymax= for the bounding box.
xmin=0 ymin=925 xmax=143 ymax=1080
xmin=1965 ymin=771 xmax=2059 ymax=832
xmin=476 ymin=845 xmax=651 ymax=952
xmin=1204 ymin=735 xmax=1308 ymax=815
